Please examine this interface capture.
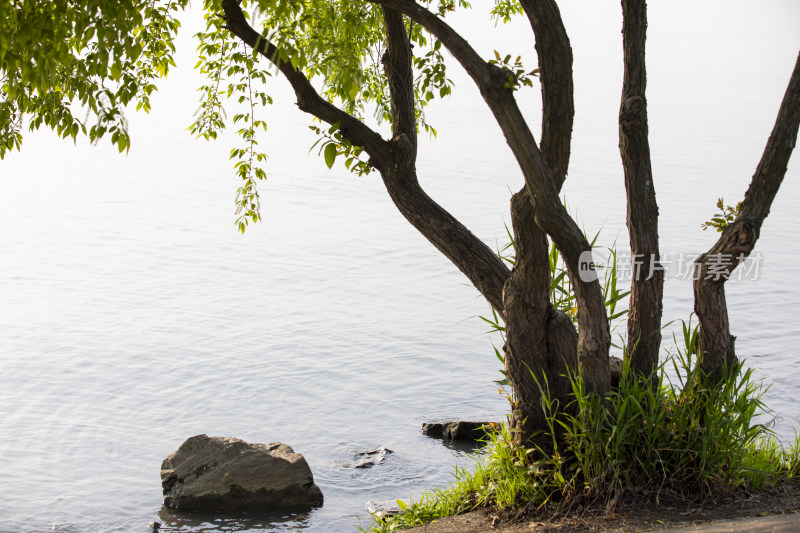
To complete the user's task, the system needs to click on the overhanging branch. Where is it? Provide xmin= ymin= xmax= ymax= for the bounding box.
xmin=220 ymin=0 xmax=512 ymax=315
xmin=220 ymin=0 xmax=388 ymax=163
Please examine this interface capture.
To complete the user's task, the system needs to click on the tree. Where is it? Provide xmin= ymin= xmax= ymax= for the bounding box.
xmin=2 ymin=0 xmax=799 ymax=446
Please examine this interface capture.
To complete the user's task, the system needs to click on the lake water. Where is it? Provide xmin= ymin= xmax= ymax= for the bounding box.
xmin=1 ymin=2 xmax=799 ymax=532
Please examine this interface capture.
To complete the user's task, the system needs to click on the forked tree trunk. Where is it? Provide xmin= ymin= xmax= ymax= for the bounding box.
xmin=694 ymin=51 xmax=800 ymax=384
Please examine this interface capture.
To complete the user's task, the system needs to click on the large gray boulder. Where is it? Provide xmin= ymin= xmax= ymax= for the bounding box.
xmin=160 ymin=434 xmax=323 ymax=511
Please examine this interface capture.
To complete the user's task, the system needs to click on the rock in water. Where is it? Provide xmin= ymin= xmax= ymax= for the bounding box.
xmin=421 ymin=421 xmax=498 ymax=441
xmin=353 ymin=447 xmax=393 ymax=469
xmin=160 ymin=434 xmax=323 ymax=511
xmin=365 ymin=499 xmax=403 ymax=519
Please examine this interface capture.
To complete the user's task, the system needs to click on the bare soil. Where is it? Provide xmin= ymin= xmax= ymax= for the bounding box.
xmin=400 ymin=483 xmax=800 ymax=532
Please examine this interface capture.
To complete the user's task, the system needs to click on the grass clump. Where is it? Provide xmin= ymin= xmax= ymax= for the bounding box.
xmin=559 ymin=354 xmax=793 ymax=500
xmin=362 ymin=339 xmax=800 ymax=532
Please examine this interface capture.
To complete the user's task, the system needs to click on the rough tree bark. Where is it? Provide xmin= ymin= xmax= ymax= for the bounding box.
xmin=694 ymin=51 xmax=800 ymax=383
xmin=503 ymin=192 xmax=578 ymax=447
xmin=520 ymin=0 xmax=574 ymax=185
xmin=619 ymin=0 xmax=663 ymax=378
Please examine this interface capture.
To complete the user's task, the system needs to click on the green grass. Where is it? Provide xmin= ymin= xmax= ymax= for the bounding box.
xmin=359 ymin=234 xmax=798 ymax=532
xmin=360 ymin=340 xmax=800 ymax=532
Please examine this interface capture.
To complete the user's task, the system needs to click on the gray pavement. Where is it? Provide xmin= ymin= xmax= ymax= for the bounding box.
xmin=667 ymin=513 xmax=800 ymax=532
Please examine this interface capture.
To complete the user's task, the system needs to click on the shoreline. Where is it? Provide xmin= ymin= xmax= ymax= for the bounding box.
xmin=402 ymin=509 xmax=800 ymax=532
xmin=386 ymin=482 xmax=800 ymax=532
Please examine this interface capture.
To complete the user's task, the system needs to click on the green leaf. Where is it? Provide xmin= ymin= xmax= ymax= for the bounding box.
xmin=324 ymin=143 xmax=337 ymax=169
xmin=348 ymin=80 xmax=360 ymax=100
xmin=110 ymin=62 xmax=122 ymax=81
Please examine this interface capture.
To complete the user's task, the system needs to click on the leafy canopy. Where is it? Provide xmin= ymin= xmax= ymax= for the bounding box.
xmin=0 ymin=0 xmax=188 ymax=155
xmin=2 ymin=0 xmax=529 ymax=232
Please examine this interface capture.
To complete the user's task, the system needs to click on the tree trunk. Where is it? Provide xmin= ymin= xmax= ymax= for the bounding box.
xmin=695 ymin=51 xmax=800 ymax=383
xmin=504 ymin=1 xmax=581 ymax=448
xmin=619 ymin=0 xmax=663 ymax=378
xmin=504 ymin=192 xmax=578 ymax=449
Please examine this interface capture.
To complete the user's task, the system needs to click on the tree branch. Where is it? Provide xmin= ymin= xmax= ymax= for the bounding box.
xmin=381 ymin=8 xmax=417 ymax=145
xmin=694 ymin=50 xmax=800 ymax=382
xmin=366 ymin=1 xmax=559 ymax=207
xmin=220 ymin=0 xmax=388 ymax=163
xmin=738 ymin=51 xmax=800 ymax=225
xmin=511 ymin=0 xmax=575 ymax=312
xmin=377 ymin=5 xmax=511 ymax=314
xmin=367 ymin=0 xmax=497 ymax=88
xmin=222 ymin=0 xmax=512 ymax=314
xmin=380 ymin=162 xmax=513 ymax=315
xmin=519 ymin=0 xmax=574 ymax=186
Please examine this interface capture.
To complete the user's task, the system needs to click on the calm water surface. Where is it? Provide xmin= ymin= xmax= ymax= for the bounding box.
xmin=1 ymin=2 xmax=799 ymax=532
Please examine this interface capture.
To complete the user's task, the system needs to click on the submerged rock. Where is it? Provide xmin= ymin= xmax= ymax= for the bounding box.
xmin=365 ymin=499 xmax=403 ymax=520
xmin=421 ymin=421 xmax=498 ymax=441
xmin=160 ymin=434 xmax=323 ymax=511
xmin=352 ymin=447 xmax=393 ymax=469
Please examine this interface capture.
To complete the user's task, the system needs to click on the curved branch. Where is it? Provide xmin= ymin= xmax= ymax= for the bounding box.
xmin=519 ymin=0 xmax=574 ymax=186
xmin=378 ymin=5 xmax=511 ymax=314
xmin=220 ymin=0 xmax=388 ymax=161
xmin=222 ymin=0 xmax=511 ymax=314
xmin=381 ymin=157 xmax=512 ymax=315
xmin=694 ymin=51 xmax=800 ymax=382
xmin=738 ymin=51 xmax=800 ymax=225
